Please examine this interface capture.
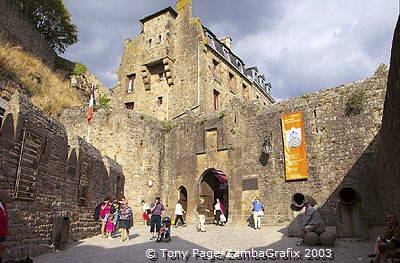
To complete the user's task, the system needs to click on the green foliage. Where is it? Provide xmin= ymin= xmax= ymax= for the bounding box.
xmin=139 ymin=114 xmax=145 ymax=120
xmin=94 ymin=95 xmax=110 ymax=110
xmin=345 ymin=91 xmax=366 ymax=116
xmin=13 ymin=0 xmax=78 ymax=53
xmin=219 ymin=110 xmax=226 ymax=119
xmin=161 ymin=121 xmax=174 ymax=132
xmin=72 ymin=63 xmax=87 ymax=76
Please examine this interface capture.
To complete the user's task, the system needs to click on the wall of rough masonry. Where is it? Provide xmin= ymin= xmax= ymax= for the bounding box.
xmin=59 ymin=107 xmax=167 ymax=222
xmin=114 ymin=0 xmax=272 ymax=121
xmin=376 ymin=16 xmax=400 ymax=221
xmin=162 ymin=65 xmax=387 ymax=231
xmin=0 ymin=94 xmax=123 ymax=260
xmin=0 ymin=0 xmax=56 ymax=66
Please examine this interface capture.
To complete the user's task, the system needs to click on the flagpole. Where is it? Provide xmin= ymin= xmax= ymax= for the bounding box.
xmin=87 ymin=124 xmax=91 ymax=143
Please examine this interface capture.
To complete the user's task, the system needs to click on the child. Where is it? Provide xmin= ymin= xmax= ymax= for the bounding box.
xmin=105 ymin=212 xmax=115 ymax=239
xmin=119 ymin=200 xmax=133 ymax=242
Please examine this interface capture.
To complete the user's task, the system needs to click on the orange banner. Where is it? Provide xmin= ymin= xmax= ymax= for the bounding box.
xmin=281 ymin=112 xmax=308 ymax=181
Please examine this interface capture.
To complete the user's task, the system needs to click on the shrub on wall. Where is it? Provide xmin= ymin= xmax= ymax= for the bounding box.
xmin=72 ymin=63 xmax=87 ymax=76
xmin=345 ymin=91 xmax=366 ymax=116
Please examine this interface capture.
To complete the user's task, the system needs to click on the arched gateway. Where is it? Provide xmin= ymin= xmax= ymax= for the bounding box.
xmin=199 ymin=169 xmax=228 ymax=223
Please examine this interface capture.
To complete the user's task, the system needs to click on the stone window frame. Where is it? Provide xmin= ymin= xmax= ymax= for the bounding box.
xmin=125 ymin=102 xmax=135 ymax=110
xmin=157 ymin=96 xmax=163 ymax=106
xmin=213 ymin=89 xmax=220 ymax=112
xmin=222 ymin=47 xmax=231 ymax=63
xmin=127 ymin=73 xmax=136 ymax=93
xmin=212 ymin=59 xmax=219 ymax=81
xmin=206 ymin=32 xmax=215 ymax=48
xmin=228 ymin=72 xmax=235 ymax=93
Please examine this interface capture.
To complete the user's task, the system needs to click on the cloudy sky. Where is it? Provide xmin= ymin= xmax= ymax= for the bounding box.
xmin=63 ymin=0 xmax=399 ymax=100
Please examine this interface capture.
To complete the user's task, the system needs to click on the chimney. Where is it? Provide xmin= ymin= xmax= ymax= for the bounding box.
xmin=176 ymin=0 xmax=192 ymax=18
xmin=219 ymin=37 xmax=233 ymax=49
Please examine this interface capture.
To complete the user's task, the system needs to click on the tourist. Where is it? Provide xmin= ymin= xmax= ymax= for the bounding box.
xmin=252 ymin=197 xmax=264 ymax=229
xmin=174 ymin=200 xmax=187 ymax=228
xmin=119 ymin=199 xmax=133 ymax=242
xmin=100 ymin=197 xmax=111 ymax=238
xmin=141 ymin=200 xmax=151 ymax=227
xmin=111 ymin=199 xmax=121 ymax=235
xmin=214 ymin=198 xmax=225 ymax=226
xmin=197 ymin=198 xmax=210 ymax=232
xmin=296 ymin=198 xmax=322 ymax=246
xmin=368 ymin=215 xmax=400 ymax=263
xmin=149 ymin=197 xmax=165 ymax=240
xmin=105 ymin=212 xmax=115 ymax=239
xmin=0 ymin=192 xmax=8 ymax=263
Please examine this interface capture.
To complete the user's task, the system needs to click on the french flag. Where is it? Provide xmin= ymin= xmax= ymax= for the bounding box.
xmin=87 ymin=85 xmax=95 ymax=124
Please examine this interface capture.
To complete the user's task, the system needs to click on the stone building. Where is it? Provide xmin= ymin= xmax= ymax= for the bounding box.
xmin=1 ymin=0 xmax=400 ymax=259
xmin=59 ymin=1 xmax=393 ymax=237
xmin=114 ymin=0 xmax=274 ymax=121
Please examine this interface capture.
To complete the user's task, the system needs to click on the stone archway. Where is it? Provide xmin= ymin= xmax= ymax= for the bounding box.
xmin=199 ymin=168 xmax=229 ymax=223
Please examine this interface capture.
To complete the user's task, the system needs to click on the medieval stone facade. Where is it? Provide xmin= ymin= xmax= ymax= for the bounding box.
xmin=114 ymin=0 xmax=274 ymax=121
xmin=0 ymin=94 xmax=124 ymax=258
xmin=1 ymin=0 xmax=400 ymax=260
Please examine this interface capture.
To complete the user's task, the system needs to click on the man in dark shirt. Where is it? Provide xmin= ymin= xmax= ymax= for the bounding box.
xmin=149 ymin=197 xmax=165 ymax=240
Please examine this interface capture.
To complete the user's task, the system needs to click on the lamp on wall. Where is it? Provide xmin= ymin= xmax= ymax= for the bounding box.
xmin=261 ymin=132 xmax=273 ymax=155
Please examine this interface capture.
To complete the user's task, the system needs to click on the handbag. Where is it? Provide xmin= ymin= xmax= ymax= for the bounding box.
xmin=220 ymin=214 xmax=227 ymax=222
xmin=258 ymin=209 xmax=264 ymax=217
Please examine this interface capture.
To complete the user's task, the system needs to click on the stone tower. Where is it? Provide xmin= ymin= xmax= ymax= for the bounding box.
xmin=115 ymin=0 xmax=274 ymax=120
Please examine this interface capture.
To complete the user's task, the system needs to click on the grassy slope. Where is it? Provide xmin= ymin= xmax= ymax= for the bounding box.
xmin=0 ymin=41 xmax=82 ymax=116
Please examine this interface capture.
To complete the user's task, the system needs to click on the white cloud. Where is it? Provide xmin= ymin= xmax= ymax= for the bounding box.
xmin=63 ymin=0 xmax=398 ymax=100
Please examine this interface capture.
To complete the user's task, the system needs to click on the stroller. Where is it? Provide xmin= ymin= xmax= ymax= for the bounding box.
xmin=156 ymin=216 xmax=171 ymax=243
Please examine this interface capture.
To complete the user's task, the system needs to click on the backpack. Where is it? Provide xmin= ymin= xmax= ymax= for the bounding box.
xmin=93 ymin=202 xmax=103 ymax=221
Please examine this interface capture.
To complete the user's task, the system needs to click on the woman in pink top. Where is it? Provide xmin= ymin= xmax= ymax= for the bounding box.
xmin=100 ymin=197 xmax=111 ymax=238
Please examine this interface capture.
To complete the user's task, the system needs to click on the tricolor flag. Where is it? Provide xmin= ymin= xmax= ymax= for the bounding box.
xmin=87 ymin=84 xmax=95 ymax=124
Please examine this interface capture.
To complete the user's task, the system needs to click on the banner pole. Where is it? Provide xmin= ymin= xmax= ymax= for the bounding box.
xmin=87 ymin=124 xmax=91 ymax=143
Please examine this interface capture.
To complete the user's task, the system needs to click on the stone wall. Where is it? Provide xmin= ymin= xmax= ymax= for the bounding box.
xmin=0 ymin=0 xmax=56 ymax=66
xmin=376 ymin=15 xmax=400 ymax=220
xmin=162 ymin=65 xmax=387 ymax=232
xmin=58 ymin=106 xmax=166 ymax=222
xmin=0 ymin=94 xmax=123 ymax=260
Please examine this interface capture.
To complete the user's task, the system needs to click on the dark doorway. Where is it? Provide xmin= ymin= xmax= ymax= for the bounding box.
xmin=199 ymin=169 xmax=228 ymax=223
xmin=178 ymin=186 xmax=188 ymax=221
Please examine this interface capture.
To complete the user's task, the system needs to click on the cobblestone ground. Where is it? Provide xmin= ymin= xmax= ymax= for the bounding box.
xmin=35 ymin=225 xmax=374 ymax=263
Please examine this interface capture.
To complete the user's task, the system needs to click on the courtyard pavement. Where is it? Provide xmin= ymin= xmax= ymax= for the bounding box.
xmin=35 ymin=224 xmax=374 ymax=263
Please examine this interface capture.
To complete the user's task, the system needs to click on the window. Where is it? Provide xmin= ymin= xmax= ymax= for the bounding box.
xmin=206 ymin=33 xmax=215 ymax=47
xmin=256 ymin=95 xmax=260 ymax=100
xmin=212 ymin=59 xmax=219 ymax=81
xmin=222 ymin=48 xmax=230 ymax=62
xmin=125 ymin=102 xmax=134 ymax=110
xmin=158 ymin=34 xmax=162 ymax=44
xmin=159 ymin=72 xmax=164 ymax=81
xmin=127 ymin=74 xmax=135 ymax=93
xmin=148 ymin=38 xmax=152 ymax=48
xmin=213 ymin=89 xmax=220 ymax=112
xmin=236 ymin=58 xmax=243 ymax=73
xmin=229 ymin=72 xmax=235 ymax=92
xmin=157 ymin=96 xmax=163 ymax=106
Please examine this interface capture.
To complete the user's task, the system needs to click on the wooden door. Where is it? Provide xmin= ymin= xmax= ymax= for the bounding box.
xmin=200 ymin=181 xmax=214 ymax=223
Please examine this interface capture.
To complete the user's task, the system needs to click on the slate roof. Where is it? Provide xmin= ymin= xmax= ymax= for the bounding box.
xmin=203 ymin=26 xmax=273 ymax=98
xmin=140 ymin=7 xmax=178 ymax=24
